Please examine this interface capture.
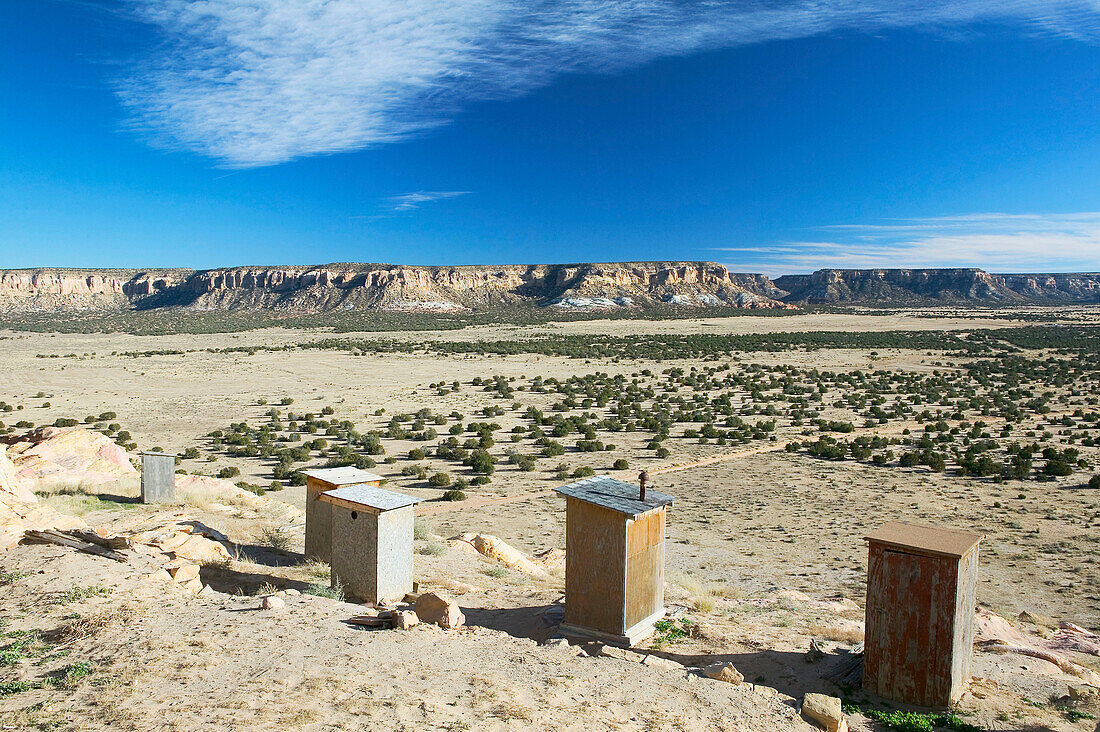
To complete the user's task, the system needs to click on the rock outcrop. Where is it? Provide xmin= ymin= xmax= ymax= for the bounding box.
xmin=2 ymin=427 xmax=137 ymax=489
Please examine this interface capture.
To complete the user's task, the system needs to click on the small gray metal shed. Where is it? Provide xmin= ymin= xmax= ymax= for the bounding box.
xmin=317 ymin=484 xmax=421 ymax=605
xmin=302 ymin=467 xmax=383 ymax=562
xmin=140 ymin=451 xmax=176 ymax=504
xmin=554 ymin=475 xmax=675 ymax=646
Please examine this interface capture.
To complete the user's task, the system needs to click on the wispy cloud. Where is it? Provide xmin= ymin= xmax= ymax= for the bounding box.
xmin=119 ymin=1 xmax=1100 ymax=167
xmin=713 ymin=213 xmax=1100 ymax=275
xmin=385 ymin=190 xmax=470 ymax=212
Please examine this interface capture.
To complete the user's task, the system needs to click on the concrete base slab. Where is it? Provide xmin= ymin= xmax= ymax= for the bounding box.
xmin=560 ymin=608 xmax=666 ymax=647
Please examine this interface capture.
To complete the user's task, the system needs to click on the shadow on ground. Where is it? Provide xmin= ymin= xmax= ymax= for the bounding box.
xmin=199 ymin=563 xmax=314 ymax=596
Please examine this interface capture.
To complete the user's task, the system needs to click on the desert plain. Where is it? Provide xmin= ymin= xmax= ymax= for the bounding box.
xmin=2 ymin=307 xmax=1100 ymax=731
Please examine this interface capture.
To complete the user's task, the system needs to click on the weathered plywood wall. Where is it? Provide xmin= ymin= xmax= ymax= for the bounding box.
xmin=305 ymin=478 xmax=333 ymax=562
xmin=625 ymin=509 xmax=664 ymax=630
xmin=565 ymin=498 xmax=626 ymax=635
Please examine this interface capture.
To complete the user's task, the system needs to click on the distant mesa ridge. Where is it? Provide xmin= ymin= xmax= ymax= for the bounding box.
xmin=773 ymin=268 xmax=1100 ymax=304
xmin=0 ymin=263 xmax=1097 ymax=313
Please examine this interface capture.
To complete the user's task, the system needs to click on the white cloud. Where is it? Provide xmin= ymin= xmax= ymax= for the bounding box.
xmin=385 ymin=190 xmax=470 ymax=212
xmin=713 ymin=213 xmax=1100 ymax=274
xmin=119 ymin=0 xmax=1100 ymax=167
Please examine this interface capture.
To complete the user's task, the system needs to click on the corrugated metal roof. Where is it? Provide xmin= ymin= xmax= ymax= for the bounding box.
xmin=554 ymin=475 xmax=674 ymax=516
xmin=301 ymin=466 xmax=384 ymax=486
xmin=865 ymin=521 xmax=982 ymax=558
xmin=317 ymin=483 xmax=421 ymax=512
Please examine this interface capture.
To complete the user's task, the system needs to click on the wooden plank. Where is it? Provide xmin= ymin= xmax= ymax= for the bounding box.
xmin=624 ymin=509 xmax=664 ymax=630
xmin=24 ymin=530 xmax=128 ymax=562
xmin=67 ymin=528 xmax=131 ymax=550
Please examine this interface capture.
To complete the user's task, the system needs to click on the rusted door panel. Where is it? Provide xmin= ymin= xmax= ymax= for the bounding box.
xmin=866 ymin=548 xmax=957 ymax=706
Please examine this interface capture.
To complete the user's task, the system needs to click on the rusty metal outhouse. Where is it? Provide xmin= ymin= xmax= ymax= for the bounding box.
xmin=303 ymin=467 xmax=383 ymax=562
xmin=554 ymin=475 xmax=675 ymax=646
xmin=864 ymin=521 xmax=983 ymax=707
xmin=317 ymin=484 xmax=421 ymax=605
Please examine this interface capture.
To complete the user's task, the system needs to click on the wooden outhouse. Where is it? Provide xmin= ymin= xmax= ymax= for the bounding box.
xmin=302 ymin=467 xmax=383 ymax=562
xmin=140 ymin=451 xmax=176 ymax=504
xmin=554 ymin=475 xmax=675 ymax=646
xmin=317 ymin=484 xmax=421 ymax=605
xmin=864 ymin=521 xmax=983 ymax=707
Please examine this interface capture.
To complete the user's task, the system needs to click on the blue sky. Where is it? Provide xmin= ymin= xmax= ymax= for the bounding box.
xmin=5 ymin=1 xmax=1100 ymax=274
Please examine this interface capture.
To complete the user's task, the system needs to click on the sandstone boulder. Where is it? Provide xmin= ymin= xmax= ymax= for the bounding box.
xmin=801 ymin=693 xmax=846 ymax=732
xmin=702 ymin=662 xmax=744 ymax=685
xmin=6 ymin=427 xmax=136 ymax=488
xmin=414 ymin=591 xmax=465 ymax=629
xmin=453 ymin=533 xmax=550 ymax=577
xmin=164 ymin=561 xmax=201 ymax=583
xmin=0 ymin=444 xmax=35 ymax=503
xmin=0 ymin=496 xmax=88 ymax=550
xmin=260 ymin=596 xmax=285 ymax=611
xmin=393 ymin=610 xmax=419 ymax=630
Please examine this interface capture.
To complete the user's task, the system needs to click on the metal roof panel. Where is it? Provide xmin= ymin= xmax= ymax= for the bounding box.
xmin=317 ymin=483 xmax=421 ymax=512
xmin=554 ymin=475 xmax=674 ymax=517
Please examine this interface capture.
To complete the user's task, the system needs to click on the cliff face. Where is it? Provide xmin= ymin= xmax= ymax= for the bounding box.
xmin=5 ymin=264 xmax=1098 ymax=313
xmin=0 ymin=263 xmax=794 ymax=313
xmin=773 ymin=269 xmax=1100 ymax=304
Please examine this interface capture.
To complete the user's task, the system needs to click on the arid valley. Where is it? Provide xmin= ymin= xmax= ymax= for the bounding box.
xmin=4 ymin=299 xmax=1100 ymax=731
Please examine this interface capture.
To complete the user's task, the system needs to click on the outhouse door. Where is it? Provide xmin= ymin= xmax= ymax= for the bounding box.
xmin=866 ymin=548 xmax=939 ymax=704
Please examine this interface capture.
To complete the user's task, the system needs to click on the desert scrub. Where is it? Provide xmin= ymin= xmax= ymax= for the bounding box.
xmin=305 ymin=578 xmax=343 ymax=601
xmin=481 ymin=566 xmax=508 ymax=579
xmin=256 ymin=525 xmax=292 ymax=553
xmin=298 ymin=560 xmax=330 ymax=582
xmin=418 ymin=541 xmax=447 ymax=556
xmin=652 ymin=618 xmax=693 ymax=647
xmin=0 ymin=568 xmax=27 ymax=586
xmin=58 ymin=660 xmax=95 ymax=685
xmin=413 ymin=518 xmax=433 ymax=540
xmin=840 ymin=701 xmax=982 ymax=732
xmin=55 ymin=584 xmax=111 ymax=604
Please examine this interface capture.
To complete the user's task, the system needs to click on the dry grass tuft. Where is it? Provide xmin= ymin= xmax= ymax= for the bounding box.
xmin=808 ymin=622 xmax=865 ymax=643
xmin=52 ymin=604 xmax=142 ymax=644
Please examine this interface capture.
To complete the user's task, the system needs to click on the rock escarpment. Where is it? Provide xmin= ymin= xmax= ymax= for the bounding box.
xmin=4 ymin=263 xmax=1100 ymax=312
xmin=774 ymin=268 xmax=1100 ymax=304
xmin=0 ymin=262 xmax=794 ymax=312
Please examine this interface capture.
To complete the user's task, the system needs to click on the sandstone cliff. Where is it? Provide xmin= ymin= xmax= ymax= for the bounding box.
xmin=773 ymin=268 xmax=1100 ymax=304
xmin=4 ymin=264 xmax=1099 ymax=313
xmin=0 ymin=263 xmax=793 ymax=312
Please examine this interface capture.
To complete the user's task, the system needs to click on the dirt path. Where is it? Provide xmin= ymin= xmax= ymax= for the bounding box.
xmin=417 ymin=421 xmax=923 ymax=514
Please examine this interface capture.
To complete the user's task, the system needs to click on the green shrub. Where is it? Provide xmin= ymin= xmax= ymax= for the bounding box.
xmin=428 ymin=472 xmax=451 ymax=487
xmin=612 ymin=459 xmax=629 ymax=470
xmin=441 ymin=489 xmax=467 ymax=501
xmin=217 ymin=466 xmax=240 ymax=479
